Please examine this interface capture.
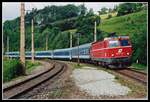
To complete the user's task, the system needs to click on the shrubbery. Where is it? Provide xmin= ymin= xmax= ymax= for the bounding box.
xmin=3 ymin=59 xmax=41 ymax=82
xmin=3 ymin=59 xmax=22 ymax=82
xmin=117 ymin=3 xmax=146 ymax=16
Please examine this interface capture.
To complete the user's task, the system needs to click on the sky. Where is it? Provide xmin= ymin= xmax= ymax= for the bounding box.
xmin=2 ymin=2 xmax=121 ymax=23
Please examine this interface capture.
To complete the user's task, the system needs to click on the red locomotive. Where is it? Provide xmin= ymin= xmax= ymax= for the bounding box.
xmin=90 ymin=35 xmax=132 ymax=68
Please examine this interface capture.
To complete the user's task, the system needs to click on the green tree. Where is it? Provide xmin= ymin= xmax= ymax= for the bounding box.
xmin=117 ymin=3 xmax=144 ymax=16
xmin=86 ymin=8 xmax=94 ymax=16
xmin=117 ymin=3 xmax=136 ymax=16
xmin=61 ymin=4 xmax=79 ymax=18
xmin=75 ymin=12 xmax=102 ymax=44
xmin=79 ymin=4 xmax=87 ymax=16
xmin=98 ymin=7 xmax=108 ymax=15
xmin=112 ymin=5 xmax=118 ymax=13
xmin=100 ymin=7 xmax=108 ymax=14
xmin=135 ymin=3 xmax=144 ymax=12
xmin=95 ymin=15 xmax=101 ymax=25
xmin=108 ymin=8 xmax=113 ymax=13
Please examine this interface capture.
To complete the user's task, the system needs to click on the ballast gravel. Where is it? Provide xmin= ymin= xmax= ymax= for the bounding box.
xmin=71 ymin=67 xmax=131 ymax=97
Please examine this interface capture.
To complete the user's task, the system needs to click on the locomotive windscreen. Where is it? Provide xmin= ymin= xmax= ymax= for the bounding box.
xmin=109 ymin=38 xmax=130 ymax=47
xmin=120 ymin=39 xmax=130 ymax=46
xmin=109 ymin=40 xmax=119 ymax=48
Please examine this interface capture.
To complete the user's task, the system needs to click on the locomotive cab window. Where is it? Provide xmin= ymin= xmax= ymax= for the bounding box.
xmin=120 ymin=39 xmax=130 ymax=46
xmin=109 ymin=40 xmax=119 ymax=48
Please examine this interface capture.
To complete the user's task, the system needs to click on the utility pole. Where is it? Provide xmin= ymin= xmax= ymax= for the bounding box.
xmin=46 ymin=33 xmax=48 ymax=50
xmin=70 ymin=33 xmax=72 ymax=60
xmin=94 ymin=21 xmax=97 ymax=42
xmin=70 ymin=33 xmax=72 ymax=48
xmin=31 ymin=19 xmax=34 ymax=63
xmin=2 ymin=36 xmax=4 ymax=57
xmin=6 ymin=36 xmax=9 ymax=59
xmin=20 ymin=2 xmax=26 ymax=75
xmin=7 ymin=36 xmax=9 ymax=53
xmin=77 ymin=33 xmax=80 ymax=66
xmin=2 ymin=37 xmax=4 ymax=56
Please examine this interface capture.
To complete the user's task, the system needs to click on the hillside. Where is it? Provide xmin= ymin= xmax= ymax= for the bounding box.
xmin=98 ymin=10 xmax=147 ymax=36
xmin=98 ymin=10 xmax=147 ymax=64
xmin=99 ymin=12 xmax=117 ymax=20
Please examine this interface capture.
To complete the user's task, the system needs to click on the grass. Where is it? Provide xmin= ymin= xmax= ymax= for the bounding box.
xmin=73 ymin=63 xmax=85 ymax=69
xmin=26 ymin=60 xmax=41 ymax=74
xmin=48 ymin=89 xmax=63 ymax=98
xmin=3 ymin=58 xmax=41 ymax=83
xmin=69 ymin=61 xmax=110 ymax=72
xmin=130 ymin=63 xmax=147 ymax=73
xmin=68 ymin=62 xmax=86 ymax=69
xmin=100 ymin=12 xmax=117 ymax=20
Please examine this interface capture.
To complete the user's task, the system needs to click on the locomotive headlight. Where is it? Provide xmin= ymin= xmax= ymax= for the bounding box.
xmin=111 ymin=54 xmax=114 ymax=56
xmin=127 ymin=52 xmax=129 ymax=55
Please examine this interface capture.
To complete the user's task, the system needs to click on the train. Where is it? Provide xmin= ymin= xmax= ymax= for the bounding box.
xmin=5 ymin=35 xmax=132 ymax=68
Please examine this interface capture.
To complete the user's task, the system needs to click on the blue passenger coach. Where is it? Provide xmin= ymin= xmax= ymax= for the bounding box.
xmin=71 ymin=43 xmax=91 ymax=59
xmin=53 ymin=48 xmax=71 ymax=59
xmin=5 ymin=43 xmax=92 ymax=60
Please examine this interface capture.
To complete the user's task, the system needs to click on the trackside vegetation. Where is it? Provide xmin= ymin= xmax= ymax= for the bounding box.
xmin=131 ymin=63 xmax=147 ymax=73
xmin=3 ymin=58 xmax=41 ymax=82
xmin=3 ymin=58 xmax=22 ymax=82
xmin=26 ymin=60 xmax=41 ymax=74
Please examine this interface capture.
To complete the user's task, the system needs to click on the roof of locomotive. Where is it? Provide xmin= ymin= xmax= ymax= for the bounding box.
xmin=104 ymin=36 xmax=129 ymax=41
xmin=92 ymin=36 xmax=129 ymax=45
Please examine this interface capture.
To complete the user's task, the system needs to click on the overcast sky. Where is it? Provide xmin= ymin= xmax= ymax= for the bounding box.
xmin=2 ymin=2 xmax=121 ymax=23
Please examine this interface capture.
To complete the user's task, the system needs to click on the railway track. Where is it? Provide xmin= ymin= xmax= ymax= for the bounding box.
xmin=115 ymin=68 xmax=147 ymax=85
xmin=3 ymin=61 xmax=67 ymax=99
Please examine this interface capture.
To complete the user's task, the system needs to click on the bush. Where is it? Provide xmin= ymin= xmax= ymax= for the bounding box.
xmin=3 ymin=59 xmax=22 ymax=82
xmin=26 ymin=60 xmax=40 ymax=73
xmin=117 ymin=3 xmax=145 ymax=16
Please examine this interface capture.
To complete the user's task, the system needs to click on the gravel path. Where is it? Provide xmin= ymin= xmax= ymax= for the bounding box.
xmin=72 ymin=66 xmax=131 ymax=97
